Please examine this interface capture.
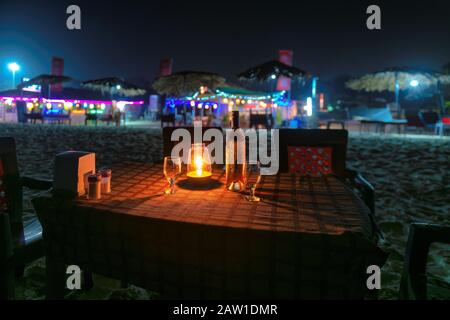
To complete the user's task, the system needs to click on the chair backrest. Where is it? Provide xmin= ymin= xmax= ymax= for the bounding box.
xmin=162 ymin=126 xmax=223 ymax=161
xmin=0 ymin=137 xmax=23 ymax=245
xmin=418 ymin=111 xmax=439 ymax=126
xmin=400 ymin=223 xmax=450 ymax=299
xmin=278 ymin=129 xmax=348 ymax=177
xmin=406 ymin=113 xmax=424 ymax=127
xmin=250 ymin=113 xmax=272 ymax=128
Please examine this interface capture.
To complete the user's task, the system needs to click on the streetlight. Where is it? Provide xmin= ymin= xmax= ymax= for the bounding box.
xmin=409 ymin=79 xmax=419 ymax=87
xmin=8 ymin=62 xmax=20 ymax=88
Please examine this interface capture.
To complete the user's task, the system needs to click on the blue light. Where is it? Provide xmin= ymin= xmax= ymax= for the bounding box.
xmin=410 ymin=79 xmax=419 ymax=87
xmin=8 ymin=62 xmax=20 ymax=72
xmin=270 ymin=74 xmax=276 ymax=80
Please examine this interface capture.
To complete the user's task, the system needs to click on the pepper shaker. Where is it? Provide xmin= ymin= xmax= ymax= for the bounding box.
xmin=87 ymin=174 xmax=101 ymax=200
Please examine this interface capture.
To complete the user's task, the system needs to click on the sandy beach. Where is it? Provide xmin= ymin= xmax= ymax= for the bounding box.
xmin=1 ymin=123 xmax=449 ymax=299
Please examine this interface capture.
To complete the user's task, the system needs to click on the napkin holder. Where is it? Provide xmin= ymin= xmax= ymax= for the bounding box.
xmin=53 ymin=151 xmax=96 ymax=196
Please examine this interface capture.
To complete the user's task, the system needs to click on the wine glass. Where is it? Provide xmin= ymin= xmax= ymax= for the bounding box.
xmin=244 ymin=161 xmax=261 ymax=202
xmin=163 ymin=156 xmax=181 ymax=194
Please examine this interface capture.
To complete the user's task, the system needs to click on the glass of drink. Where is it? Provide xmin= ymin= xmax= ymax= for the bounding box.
xmin=244 ymin=160 xmax=261 ymax=202
xmin=163 ymin=156 xmax=182 ymax=194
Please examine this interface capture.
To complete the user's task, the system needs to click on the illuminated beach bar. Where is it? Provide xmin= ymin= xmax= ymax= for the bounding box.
xmin=0 ymin=94 xmax=145 ymax=125
xmin=164 ymin=85 xmax=300 ymax=127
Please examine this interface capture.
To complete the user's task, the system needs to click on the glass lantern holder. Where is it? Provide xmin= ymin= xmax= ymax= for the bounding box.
xmin=187 ymin=143 xmax=212 ymax=180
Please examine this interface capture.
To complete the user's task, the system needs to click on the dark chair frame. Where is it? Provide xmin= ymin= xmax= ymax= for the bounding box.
xmin=418 ymin=111 xmax=440 ymax=130
xmin=84 ymin=113 xmax=113 ymax=126
xmin=24 ymin=113 xmax=44 ymax=124
xmin=0 ymin=137 xmax=94 ymax=299
xmin=0 ymin=137 xmax=53 ymax=299
xmin=399 ymin=223 xmax=450 ymax=299
xmin=278 ymin=129 xmax=376 ymax=218
xmin=249 ymin=112 xmax=273 ymax=129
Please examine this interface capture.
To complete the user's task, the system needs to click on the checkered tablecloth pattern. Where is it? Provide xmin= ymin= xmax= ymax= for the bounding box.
xmin=34 ymin=162 xmax=385 ymax=299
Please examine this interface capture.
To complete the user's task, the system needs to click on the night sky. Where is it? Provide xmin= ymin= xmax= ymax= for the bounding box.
xmin=0 ymin=0 xmax=449 ymax=90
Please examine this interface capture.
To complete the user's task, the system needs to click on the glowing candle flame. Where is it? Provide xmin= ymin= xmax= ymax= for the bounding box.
xmin=195 ymin=156 xmax=203 ymax=176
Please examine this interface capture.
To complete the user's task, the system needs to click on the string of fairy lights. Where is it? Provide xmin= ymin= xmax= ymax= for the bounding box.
xmin=165 ymin=88 xmax=288 ymax=111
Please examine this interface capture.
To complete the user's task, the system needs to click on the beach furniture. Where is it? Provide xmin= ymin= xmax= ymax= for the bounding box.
xmin=0 ymin=137 xmax=94 ymax=299
xmin=434 ymin=116 xmax=450 ymax=136
xmin=418 ymin=111 xmax=440 ymax=131
xmin=348 ymin=106 xmax=407 ymax=134
xmin=24 ymin=112 xmax=44 ymax=124
xmin=43 ymin=111 xmax=72 ymax=125
xmin=399 ymin=223 xmax=450 ymax=299
xmin=278 ymin=129 xmax=376 ymax=216
xmin=404 ymin=113 xmax=424 ymax=132
xmin=249 ymin=109 xmax=273 ymax=129
xmin=84 ymin=113 xmax=114 ymax=126
xmin=33 ymin=160 xmax=385 ymax=299
xmin=317 ymin=109 xmax=348 ymax=129
xmin=161 ymin=113 xmax=175 ymax=127
xmin=0 ymin=137 xmax=52 ymax=299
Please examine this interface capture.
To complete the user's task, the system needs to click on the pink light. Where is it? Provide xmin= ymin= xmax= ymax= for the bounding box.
xmin=0 ymin=96 xmax=144 ymax=106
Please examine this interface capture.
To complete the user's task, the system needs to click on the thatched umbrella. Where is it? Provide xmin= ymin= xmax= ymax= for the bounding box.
xmin=81 ymin=77 xmax=146 ymax=97
xmin=152 ymin=71 xmax=225 ymax=97
xmin=238 ymin=60 xmax=309 ymax=82
xmin=17 ymin=74 xmax=72 ymax=98
xmin=346 ymin=67 xmax=450 ymax=114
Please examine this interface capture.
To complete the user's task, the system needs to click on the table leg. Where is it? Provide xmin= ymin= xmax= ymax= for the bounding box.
xmin=45 ymin=256 xmax=66 ymax=299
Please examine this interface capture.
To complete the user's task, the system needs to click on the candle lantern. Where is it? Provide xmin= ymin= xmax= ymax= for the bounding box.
xmin=187 ymin=143 xmax=212 ymax=182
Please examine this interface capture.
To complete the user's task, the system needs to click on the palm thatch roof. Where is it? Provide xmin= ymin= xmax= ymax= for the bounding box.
xmin=238 ymin=60 xmax=310 ymax=82
xmin=346 ymin=67 xmax=450 ymax=92
xmin=152 ymin=71 xmax=225 ymax=97
xmin=81 ymin=77 xmax=146 ymax=97
xmin=17 ymin=74 xmax=72 ymax=88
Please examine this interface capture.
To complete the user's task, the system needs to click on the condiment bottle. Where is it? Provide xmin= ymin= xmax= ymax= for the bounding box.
xmin=87 ymin=174 xmax=101 ymax=200
xmin=99 ymin=169 xmax=112 ymax=194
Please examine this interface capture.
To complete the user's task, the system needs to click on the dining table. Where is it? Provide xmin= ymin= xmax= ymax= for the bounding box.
xmin=32 ymin=162 xmax=386 ymax=299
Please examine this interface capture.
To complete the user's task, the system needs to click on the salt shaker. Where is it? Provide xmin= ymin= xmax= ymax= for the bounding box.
xmin=99 ymin=169 xmax=112 ymax=194
xmin=87 ymin=174 xmax=101 ymax=200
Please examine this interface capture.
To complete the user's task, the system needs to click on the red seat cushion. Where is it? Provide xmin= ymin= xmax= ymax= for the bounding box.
xmin=288 ymin=146 xmax=333 ymax=176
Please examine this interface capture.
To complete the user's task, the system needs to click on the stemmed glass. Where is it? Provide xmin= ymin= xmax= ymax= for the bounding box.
xmin=163 ymin=156 xmax=182 ymax=194
xmin=244 ymin=161 xmax=261 ymax=202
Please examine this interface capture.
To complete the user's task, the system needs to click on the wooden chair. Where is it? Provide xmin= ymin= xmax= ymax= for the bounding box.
xmin=278 ymin=129 xmax=376 ymax=217
xmin=0 ymin=137 xmax=53 ymax=299
xmin=84 ymin=112 xmax=98 ymax=126
xmin=249 ymin=112 xmax=272 ymax=129
xmin=25 ymin=112 xmax=44 ymax=124
xmin=326 ymin=120 xmax=346 ymax=130
xmin=399 ymin=223 xmax=450 ymax=299
xmin=0 ymin=137 xmax=94 ymax=299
